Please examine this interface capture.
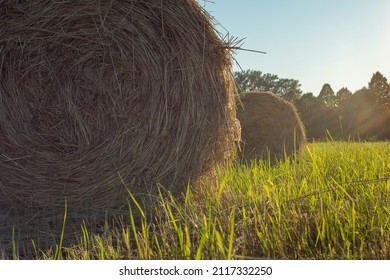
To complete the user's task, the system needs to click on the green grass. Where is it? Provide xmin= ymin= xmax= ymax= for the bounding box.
xmin=1 ymin=141 xmax=390 ymax=259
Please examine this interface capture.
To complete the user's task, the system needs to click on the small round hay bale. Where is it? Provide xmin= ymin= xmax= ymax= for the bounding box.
xmin=0 ymin=0 xmax=239 ymax=209
xmin=237 ymin=91 xmax=306 ymax=162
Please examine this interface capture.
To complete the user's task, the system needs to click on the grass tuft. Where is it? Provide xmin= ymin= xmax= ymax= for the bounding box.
xmin=2 ymin=141 xmax=390 ymax=259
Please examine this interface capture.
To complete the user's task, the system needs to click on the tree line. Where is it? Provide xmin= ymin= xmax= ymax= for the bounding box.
xmin=234 ymin=70 xmax=390 ymax=141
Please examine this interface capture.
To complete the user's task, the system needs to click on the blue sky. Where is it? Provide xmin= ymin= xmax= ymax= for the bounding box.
xmin=198 ymin=0 xmax=390 ymax=95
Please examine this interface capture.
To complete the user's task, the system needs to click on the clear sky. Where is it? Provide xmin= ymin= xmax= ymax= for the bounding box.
xmin=198 ymin=0 xmax=390 ymax=95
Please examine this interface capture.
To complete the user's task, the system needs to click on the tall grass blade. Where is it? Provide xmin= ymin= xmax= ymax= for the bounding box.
xmin=227 ymin=209 xmax=235 ymax=260
xmin=12 ymin=226 xmax=17 ymax=260
xmin=54 ymin=201 xmax=67 ymax=260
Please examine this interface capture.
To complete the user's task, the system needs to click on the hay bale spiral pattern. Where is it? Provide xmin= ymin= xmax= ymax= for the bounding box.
xmin=0 ymin=0 xmax=239 ymax=208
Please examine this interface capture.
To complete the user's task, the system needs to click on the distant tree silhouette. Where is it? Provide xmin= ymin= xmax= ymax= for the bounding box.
xmin=234 ymin=70 xmax=390 ymax=140
xmin=368 ymin=72 xmax=390 ymax=138
xmin=318 ymin=83 xmax=337 ymax=108
xmin=369 ymin=71 xmax=390 ymax=109
xmin=346 ymin=87 xmax=377 ymax=139
xmin=234 ymin=70 xmax=302 ymax=99
xmin=296 ymin=92 xmax=323 ymax=138
xmin=336 ymin=87 xmax=353 ymax=109
xmin=335 ymin=87 xmax=353 ymax=138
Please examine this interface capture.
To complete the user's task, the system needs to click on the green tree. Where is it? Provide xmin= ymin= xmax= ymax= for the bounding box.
xmin=337 ymin=87 xmax=380 ymax=140
xmin=296 ymin=92 xmax=321 ymax=138
xmin=336 ymin=87 xmax=352 ymax=108
xmin=234 ymin=70 xmax=302 ymax=99
xmin=367 ymin=72 xmax=390 ymax=139
xmin=234 ymin=70 xmax=264 ymax=93
xmin=368 ymin=71 xmax=390 ymax=109
xmin=334 ymin=87 xmax=353 ymax=139
xmin=296 ymin=92 xmax=316 ymax=110
xmin=318 ymin=83 xmax=336 ymax=108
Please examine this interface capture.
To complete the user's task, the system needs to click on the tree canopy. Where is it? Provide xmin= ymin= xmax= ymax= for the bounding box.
xmin=234 ymin=70 xmax=302 ymax=101
xmin=234 ymin=70 xmax=390 ymax=140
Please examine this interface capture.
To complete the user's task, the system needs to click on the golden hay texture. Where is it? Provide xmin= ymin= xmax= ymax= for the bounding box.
xmin=0 ymin=0 xmax=240 ymax=209
xmin=237 ymin=91 xmax=306 ymax=162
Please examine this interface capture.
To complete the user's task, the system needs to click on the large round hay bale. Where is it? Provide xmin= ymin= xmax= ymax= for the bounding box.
xmin=0 ymin=0 xmax=240 ymax=209
xmin=237 ymin=91 xmax=306 ymax=162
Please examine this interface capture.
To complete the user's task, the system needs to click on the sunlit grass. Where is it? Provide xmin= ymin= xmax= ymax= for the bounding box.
xmin=2 ymin=141 xmax=390 ymax=259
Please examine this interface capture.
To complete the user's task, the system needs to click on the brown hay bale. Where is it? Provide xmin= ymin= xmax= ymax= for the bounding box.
xmin=237 ymin=91 xmax=306 ymax=162
xmin=0 ymin=0 xmax=240 ymax=209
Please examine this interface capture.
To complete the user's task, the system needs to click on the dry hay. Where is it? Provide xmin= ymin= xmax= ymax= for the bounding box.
xmin=0 ymin=0 xmax=240 ymax=210
xmin=237 ymin=91 xmax=306 ymax=162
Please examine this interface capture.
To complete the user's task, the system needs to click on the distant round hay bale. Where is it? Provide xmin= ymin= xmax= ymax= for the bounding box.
xmin=237 ymin=91 xmax=306 ymax=162
xmin=0 ymin=0 xmax=239 ymax=209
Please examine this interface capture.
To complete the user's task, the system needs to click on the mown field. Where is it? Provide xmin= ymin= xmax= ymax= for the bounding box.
xmin=1 ymin=141 xmax=390 ymax=259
